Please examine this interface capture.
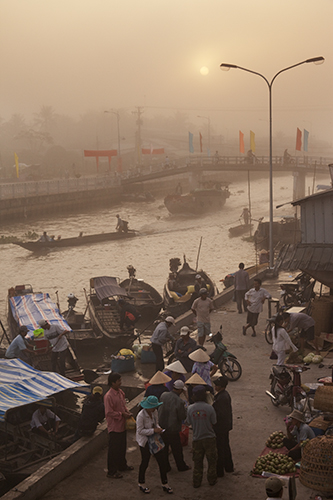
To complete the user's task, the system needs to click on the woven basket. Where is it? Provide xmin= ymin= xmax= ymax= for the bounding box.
xmin=314 ymin=386 xmax=333 ymax=412
xmin=300 ymin=436 xmax=333 ymax=492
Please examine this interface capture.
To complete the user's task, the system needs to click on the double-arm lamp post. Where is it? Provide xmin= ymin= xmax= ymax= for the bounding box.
xmin=220 ymin=56 xmax=324 ymax=269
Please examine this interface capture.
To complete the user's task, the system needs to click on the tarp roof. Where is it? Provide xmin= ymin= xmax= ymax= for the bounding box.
xmin=93 ymin=276 xmax=128 ymax=302
xmin=9 ymin=293 xmax=71 ymax=333
xmin=0 ymin=359 xmax=89 ymax=421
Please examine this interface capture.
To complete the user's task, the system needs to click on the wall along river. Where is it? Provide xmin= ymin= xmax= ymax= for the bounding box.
xmin=0 ymin=172 xmax=329 ymax=367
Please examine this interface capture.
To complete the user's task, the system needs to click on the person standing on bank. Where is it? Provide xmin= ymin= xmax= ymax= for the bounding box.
xmin=213 ymin=376 xmax=234 ymax=477
xmin=186 ymin=385 xmax=218 ymax=488
xmin=191 ymin=288 xmax=214 ymax=346
xmin=158 ymin=379 xmax=191 ymax=473
xmin=150 ymin=316 xmax=176 ymax=372
xmin=136 ymin=395 xmax=173 ymax=494
xmin=234 ymin=263 xmax=250 ymax=314
xmin=105 ymin=372 xmax=133 ymax=479
xmin=243 ymin=279 xmax=271 ymax=337
xmin=174 ymin=326 xmax=197 ymax=372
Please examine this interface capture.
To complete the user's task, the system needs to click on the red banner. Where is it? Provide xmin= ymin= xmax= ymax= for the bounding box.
xmin=142 ymin=148 xmax=165 ymax=155
xmin=295 ymin=128 xmax=302 ymax=151
xmin=239 ymin=131 xmax=245 ymax=153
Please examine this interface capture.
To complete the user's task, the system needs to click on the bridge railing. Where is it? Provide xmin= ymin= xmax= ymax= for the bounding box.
xmin=0 ymin=175 xmax=120 ymax=201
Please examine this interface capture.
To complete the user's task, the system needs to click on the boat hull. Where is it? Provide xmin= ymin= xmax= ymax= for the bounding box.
xmin=228 ymin=223 xmax=253 ymax=237
xmin=254 ymin=218 xmax=301 ymax=250
xmin=14 ymin=230 xmax=138 ymax=252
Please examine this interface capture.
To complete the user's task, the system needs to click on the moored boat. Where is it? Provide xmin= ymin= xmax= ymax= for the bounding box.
xmin=119 ymin=266 xmax=163 ymax=322
xmin=228 ymin=223 xmax=253 ymax=237
xmin=13 ymin=229 xmax=138 ymax=252
xmin=85 ymin=276 xmax=136 ymax=349
xmin=164 ymin=184 xmax=230 ymax=215
xmin=7 ymin=285 xmax=83 ymax=380
xmin=163 ymin=257 xmax=217 ymax=318
xmin=0 ymin=359 xmax=89 ymax=493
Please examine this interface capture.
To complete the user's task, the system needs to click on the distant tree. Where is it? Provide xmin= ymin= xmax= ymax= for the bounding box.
xmin=15 ymin=129 xmax=53 ymax=154
xmin=34 ymin=105 xmax=56 ymax=132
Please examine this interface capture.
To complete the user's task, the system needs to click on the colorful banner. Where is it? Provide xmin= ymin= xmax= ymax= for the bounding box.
xmin=199 ymin=132 xmax=203 ymax=153
xmin=189 ymin=132 xmax=194 ymax=153
xmin=14 ymin=153 xmax=19 ymax=178
xmin=303 ymin=129 xmax=309 ymax=152
xmin=142 ymin=148 xmax=165 ymax=155
xmin=296 ymin=128 xmax=302 ymax=151
xmin=239 ymin=131 xmax=245 ymax=154
xmin=250 ymin=131 xmax=256 ymax=152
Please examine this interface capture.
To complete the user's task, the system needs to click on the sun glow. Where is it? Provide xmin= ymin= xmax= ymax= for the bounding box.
xmin=200 ymin=66 xmax=209 ymax=76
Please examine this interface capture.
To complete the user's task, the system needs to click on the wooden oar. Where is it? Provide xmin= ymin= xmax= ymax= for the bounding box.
xmin=0 ymin=319 xmax=10 ymax=345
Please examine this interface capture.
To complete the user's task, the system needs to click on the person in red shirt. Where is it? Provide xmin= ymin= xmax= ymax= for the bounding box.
xmin=104 ymin=372 xmax=133 ymax=479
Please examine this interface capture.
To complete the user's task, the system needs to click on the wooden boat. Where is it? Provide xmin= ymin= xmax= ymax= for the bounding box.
xmin=253 ymin=217 xmax=301 ymax=251
xmin=85 ymin=276 xmax=136 ymax=349
xmin=7 ymin=285 xmax=83 ymax=380
xmin=164 ymin=184 xmax=230 ymax=215
xmin=119 ymin=268 xmax=163 ymax=321
xmin=13 ymin=230 xmax=138 ymax=252
xmin=228 ymin=223 xmax=253 ymax=237
xmin=163 ymin=257 xmax=217 ymax=318
xmin=0 ymin=359 xmax=88 ymax=493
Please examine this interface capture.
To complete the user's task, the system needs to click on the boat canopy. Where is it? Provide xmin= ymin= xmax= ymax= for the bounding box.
xmin=93 ymin=276 xmax=128 ymax=302
xmin=0 ymin=359 xmax=89 ymax=421
xmin=9 ymin=293 xmax=70 ymax=333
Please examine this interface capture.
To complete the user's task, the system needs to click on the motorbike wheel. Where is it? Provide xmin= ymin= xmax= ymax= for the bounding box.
xmin=269 ymin=381 xmax=280 ymax=407
xmin=264 ymin=323 xmax=273 ymax=345
xmin=220 ymin=357 xmax=242 ymax=381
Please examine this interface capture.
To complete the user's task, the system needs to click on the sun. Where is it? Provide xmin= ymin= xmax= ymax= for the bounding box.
xmin=200 ymin=66 xmax=209 ymax=76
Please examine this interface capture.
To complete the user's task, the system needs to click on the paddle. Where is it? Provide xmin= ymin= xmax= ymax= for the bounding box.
xmin=0 ymin=319 xmax=10 ymax=345
xmin=195 ymin=236 xmax=203 ymax=271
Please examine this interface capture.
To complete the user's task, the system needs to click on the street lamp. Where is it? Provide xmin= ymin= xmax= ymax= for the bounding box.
xmin=197 ymin=115 xmax=211 ymax=153
xmin=220 ymin=56 xmax=324 ymax=269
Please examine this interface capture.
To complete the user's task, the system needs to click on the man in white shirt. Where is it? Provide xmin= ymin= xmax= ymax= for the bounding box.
xmin=234 ymin=262 xmax=250 ymax=314
xmin=243 ymin=279 xmax=271 ymax=337
xmin=30 ymin=403 xmax=61 ymax=437
xmin=191 ymin=288 xmax=214 ymax=346
xmin=39 ymin=319 xmax=70 ymax=376
xmin=5 ymin=325 xmax=35 ymax=365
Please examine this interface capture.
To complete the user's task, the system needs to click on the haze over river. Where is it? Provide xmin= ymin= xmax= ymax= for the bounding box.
xmin=0 ymin=172 xmax=329 ymax=361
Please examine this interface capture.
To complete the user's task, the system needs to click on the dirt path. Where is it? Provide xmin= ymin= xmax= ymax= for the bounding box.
xmin=42 ymin=273 xmax=328 ymax=500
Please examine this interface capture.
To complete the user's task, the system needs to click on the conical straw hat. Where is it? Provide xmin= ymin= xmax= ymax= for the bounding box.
xmin=188 ymin=349 xmax=210 ymax=362
xmin=186 ymin=373 xmax=207 ymax=385
xmin=165 ymin=360 xmax=187 ymax=374
xmin=149 ymin=371 xmax=172 ymax=385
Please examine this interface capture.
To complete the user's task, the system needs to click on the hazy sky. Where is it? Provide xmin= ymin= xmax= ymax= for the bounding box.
xmin=1 ymin=0 xmax=332 ymax=144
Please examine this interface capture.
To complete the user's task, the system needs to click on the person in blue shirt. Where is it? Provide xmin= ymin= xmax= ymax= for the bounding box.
xmin=5 ymin=325 xmax=35 ymax=364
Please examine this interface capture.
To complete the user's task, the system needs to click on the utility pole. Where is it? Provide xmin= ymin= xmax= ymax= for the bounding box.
xmin=132 ymin=107 xmax=144 ymax=165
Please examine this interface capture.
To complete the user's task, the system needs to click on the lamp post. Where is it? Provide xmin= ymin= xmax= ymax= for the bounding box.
xmin=104 ymin=109 xmax=121 ymax=158
xmin=220 ymin=56 xmax=324 ymax=268
xmin=197 ymin=115 xmax=211 ymax=154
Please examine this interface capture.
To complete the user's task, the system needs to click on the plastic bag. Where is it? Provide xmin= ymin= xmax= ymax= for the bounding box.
xmin=148 ymin=433 xmax=165 ymax=454
xmin=125 ymin=416 xmax=136 ymax=431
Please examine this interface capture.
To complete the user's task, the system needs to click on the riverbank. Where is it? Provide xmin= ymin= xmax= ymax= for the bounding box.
xmin=37 ymin=272 xmax=330 ymax=500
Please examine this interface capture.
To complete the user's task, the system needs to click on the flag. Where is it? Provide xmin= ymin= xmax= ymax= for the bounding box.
xmin=199 ymin=132 xmax=203 ymax=153
xmin=239 ymin=131 xmax=244 ymax=154
xmin=250 ymin=131 xmax=256 ymax=152
xmin=189 ymin=132 xmax=194 ymax=153
xmin=14 ymin=153 xmax=19 ymax=178
xmin=303 ymin=129 xmax=309 ymax=152
xmin=296 ymin=128 xmax=302 ymax=151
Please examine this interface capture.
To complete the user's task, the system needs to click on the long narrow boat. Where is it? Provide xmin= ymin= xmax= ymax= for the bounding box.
xmin=13 ymin=230 xmax=138 ymax=252
xmin=119 ymin=268 xmax=163 ymax=321
xmin=0 ymin=359 xmax=89 ymax=493
xmin=163 ymin=257 xmax=217 ymax=318
xmin=85 ymin=276 xmax=136 ymax=349
xmin=7 ymin=285 xmax=85 ymax=380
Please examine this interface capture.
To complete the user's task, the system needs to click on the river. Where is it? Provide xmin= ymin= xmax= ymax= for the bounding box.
xmin=0 ymin=172 xmax=328 ymax=366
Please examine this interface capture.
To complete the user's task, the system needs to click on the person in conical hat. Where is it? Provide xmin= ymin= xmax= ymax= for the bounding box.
xmin=185 ymin=372 xmax=208 ymax=404
xmin=144 ymin=371 xmax=172 ymax=400
xmin=189 ymin=348 xmax=218 ymax=390
xmin=164 ymin=360 xmax=187 ymax=392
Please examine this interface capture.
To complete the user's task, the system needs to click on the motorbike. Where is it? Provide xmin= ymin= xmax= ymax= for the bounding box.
xmin=280 ymin=272 xmax=316 ymax=308
xmin=208 ymin=326 xmax=242 ymax=381
xmin=265 ymin=364 xmax=312 ymax=415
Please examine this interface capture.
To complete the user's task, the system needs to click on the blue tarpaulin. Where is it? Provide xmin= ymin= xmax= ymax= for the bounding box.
xmin=0 ymin=359 xmax=89 ymax=421
xmin=9 ymin=293 xmax=71 ymax=332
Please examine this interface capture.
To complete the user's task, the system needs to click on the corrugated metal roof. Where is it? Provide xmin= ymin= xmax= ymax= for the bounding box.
xmin=291 ymin=188 xmax=333 ymax=206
